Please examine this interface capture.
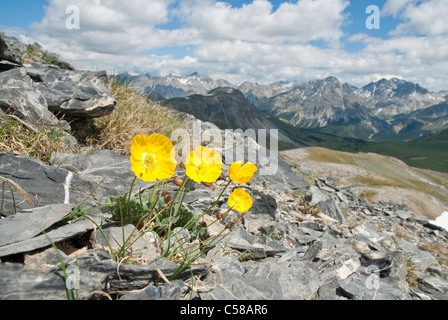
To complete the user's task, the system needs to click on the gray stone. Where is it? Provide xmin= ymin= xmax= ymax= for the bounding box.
xmin=278 ymin=247 xmax=308 ymax=263
xmin=338 ymin=274 xmax=412 ymax=300
xmin=318 ymin=199 xmax=345 ymax=224
xmin=205 ymin=270 xmax=277 ymax=300
xmin=119 ymin=280 xmax=190 ymax=300
xmin=24 ymin=247 xmax=68 ymax=272
xmin=205 ymin=260 xmax=320 ymax=300
xmin=409 ymin=287 xmax=432 ymax=300
xmin=165 ymin=227 xmax=192 ymax=253
xmin=303 ymin=240 xmax=323 ymax=261
xmin=183 ymin=189 xmax=213 ymax=205
xmin=209 ymin=254 xmax=246 ymax=276
xmin=359 ymin=251 xmax=409 ymax=293
xmin=395 ymin=238 xmax=443 ymax=274
xmin=244 ymin=260 xmax=321 ymax=300
xmin=396 ymin=210 xmax=413 ymax=221
xmin=0 ymin=203 xmax=73 ymax=247
xmin=0 ymin=152 xmax=107 ymax=213
xmin=416 ymin=272 xmax=448 ymax=293
xmin=0 ymin=59 xmax=21 ymax=72
xmin=264 ymin=241 xmax=288 ymax=257
xmin=352 ymin=223 xmax=384 ymax=243
xmin=335 ymin=259 xmax=361 ymax=281
xmin=317 ymin=278 xmax=346 ymax=300
xmin=0 ymin=85 xmax=65 ymax=129
xmin=58 ymin=250 xmax=207 ymax=299
xmin=51 ymin=150 xmax=153 ymax=198
xmin=1 ymin=63 xmax=115 ymax=124
xmin=92 ymin=224 xmax=159 ymax=262
xmin=306 ymin=186 xmax=330 ymax=205
xmin=0 ymin=33 xmax=25 ymax=65
xmin=244 ymin=215 xmax=278 ymax=235
xmin=336 ymin=191 xmax=350 ymax=205
xmin=295 ymin=231 xmax=320 ymax=246
xmin=35 ymin=68 xmax=116 ymax=118
xmin=0 ymin=214 xmax=101 ymax=257
xmin=249 ymin=190 xmax=278 ymax=218
xmin=228 ymin=242 xmax=267 ymax=260
xmin=0 ymin=263 xmax=68 ymax=300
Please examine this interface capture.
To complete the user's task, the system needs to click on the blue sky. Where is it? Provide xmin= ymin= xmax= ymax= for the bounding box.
xmin=1 ymin=0 xmax=448 ymax=91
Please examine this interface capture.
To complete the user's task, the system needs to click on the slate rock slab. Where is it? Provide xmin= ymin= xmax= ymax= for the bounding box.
xmin=0 ymin=263 xmax=68 ymax=300
xmin=51 ymin=150 xmax=154 ymax=198
xmin=338 ymin=274 xmax=412 ymax=300
xmin=0 ymin=33 xmax=24 ymax=65
xmin=0 ymin=151 xmax=108 ymax=214
xmin=119 ymin=280 xmax=191 ymax=300
xmin=35 ymin=68 xmax=116 ymax=118
xmin=0 ymin=213 xmax=101 ymax=258
xmin=0 ymin=60 xmax=116 ymax=125
xmin=58 ymin=250 xmax=208 ymax=299
xmin=359 ymin=251 xmax=409 ymax=293
xmin=416 ymin=272 xmax=448 ymax=294
xmin=395 ymin=238 xmax=443 ymax=274
xmin=205 ymin=259 xmax=321 ymax=300
xmin=0 ymin=86 xmax=64 ymax=129
xmin=0 ymin=203 xmax=73 ymax=247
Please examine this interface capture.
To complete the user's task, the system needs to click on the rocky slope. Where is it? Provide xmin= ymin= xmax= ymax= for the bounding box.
xmin=125 ymin=72 xmax=233 ymax=100
xmin=1 ymin=33 xmax=448 ymax=301
xmin=1 ymin=143 xmax=448 ymax=300
xmin=256 ymin=77 xmax=390 ymax=141
xmin=237 ymin=81 xmax=300 ymax=105
xmin=388 ymin=101 xmax=448 ymax=140
xmin=164 ymin=87 xmax=307 ymax=148
xmin=281 ymin=147 xmax=448 ymax=220
xmin=355 ymin=78 xmax=446 ymax=117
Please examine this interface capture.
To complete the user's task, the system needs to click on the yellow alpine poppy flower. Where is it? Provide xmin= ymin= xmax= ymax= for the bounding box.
xmin=185 ymin=146 xmax=222 ymax=183
xmin=228 ymin=188 xmax=253 ymax=213
xmin=130 ymin=133 xmax=177 ymax=182
xmin=229 ymin=161 xmax=258 ymax=184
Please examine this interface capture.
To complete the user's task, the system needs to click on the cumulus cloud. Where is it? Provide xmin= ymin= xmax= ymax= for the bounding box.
xmin=17 ymin=0 xmax=448 ymax=91
xmin=177 ymin=0 xmax=349 ymax=44
xmin=30 ymin=0 xmax=191 ymax=55
xmin=387 ymin=0 xmax=448 ymax=36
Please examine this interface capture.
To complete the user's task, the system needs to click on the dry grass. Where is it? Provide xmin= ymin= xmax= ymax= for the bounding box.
xmin=0 ymin=113 xmax=70 ymax=163
xmin=421 ymin=242 xmax=448 ymax=270
xmin=405 ymin=257 xmax=419 ymax=287
xmin=72 ymin=77 xmax=185 ymax=155
xmin=293 ymin=195 xmax=321 ymax=217
xmin=357 ymin=189 xmax=379 ymax=201
xmin=0 ymin=77 xmax=185 ymax=165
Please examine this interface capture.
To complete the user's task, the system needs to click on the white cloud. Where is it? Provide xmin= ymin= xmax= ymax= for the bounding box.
xmin=389 ymin=0 xmax=448 ymax=36
xmin=30 ymin=0 xmax=187 ymax=55
xmin=8 ymin=0 xmax=445 ymax=92
xmin=383 ymin=0 xmax=416 ymax=17
xmin=178 ymin=0 xmax=349 ymax=44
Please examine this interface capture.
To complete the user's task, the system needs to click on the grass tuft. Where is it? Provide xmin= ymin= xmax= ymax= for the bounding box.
xmin=0 ymin=113 xmax=71 ymax=163
xmin=72 ymin=76 xmax=185 ymax=155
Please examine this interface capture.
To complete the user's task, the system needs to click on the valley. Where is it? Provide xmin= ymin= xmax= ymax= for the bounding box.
xmin=124 ymin=72 xmax=447 ymax=173
xmin=281 ymin=147 xmax=448 ymax=220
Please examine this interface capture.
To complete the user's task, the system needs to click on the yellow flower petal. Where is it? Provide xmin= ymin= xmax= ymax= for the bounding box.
xmin=228 ymin=188 xmax=253 ymax=213
xmin=130 ymin=133 xmax=177 ymax=182
xmin=229 ymin=161 xmax=257 ymax=184
xmin=185 ymin=146 xmax=222 ymax=183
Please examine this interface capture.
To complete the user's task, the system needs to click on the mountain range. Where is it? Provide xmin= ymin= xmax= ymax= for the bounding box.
xmin=125 ymin=72 xmax=448 ymax=143
xmin=164 ymin=87 xmax=307 ymax=149
xmin=355 ymin=78 xmax=446 ymax=117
